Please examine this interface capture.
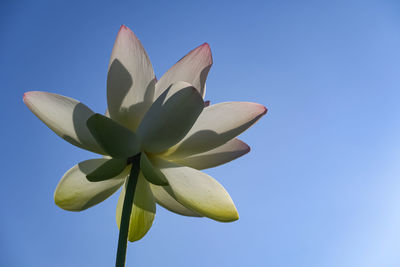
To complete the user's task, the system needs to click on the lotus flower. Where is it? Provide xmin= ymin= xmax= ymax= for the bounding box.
xmin=23 ymin=25 xmax=267 ymax=243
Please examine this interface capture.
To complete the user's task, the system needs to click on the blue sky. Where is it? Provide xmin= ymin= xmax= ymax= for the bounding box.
xmin=2 ymin=0 xmax=400 ymax=266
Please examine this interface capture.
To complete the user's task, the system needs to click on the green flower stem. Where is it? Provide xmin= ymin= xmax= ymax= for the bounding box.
xmin=116 ymin=153 xmax=141 ymax=267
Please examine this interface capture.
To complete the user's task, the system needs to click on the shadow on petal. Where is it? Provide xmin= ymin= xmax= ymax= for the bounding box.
xmin=106 ymin=59 xmax=156 ymax=131
xmin=172 ymin=116 xmax=259 ymax=157
xmin=67 ymin=103 xmax=105 ymax=154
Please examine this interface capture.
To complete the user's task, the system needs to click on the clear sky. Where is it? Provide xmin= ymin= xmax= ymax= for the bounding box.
xmin=2 ymin=0 xmax=400 ymax=266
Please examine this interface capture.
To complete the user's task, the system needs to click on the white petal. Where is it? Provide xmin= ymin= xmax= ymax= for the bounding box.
xmin=155 ymin=43 xmax=212 ymax=99
xmin=107 ymin=25 xmax=156 ymax=131
xmin=154 ymin=159 xmax=238 ymax=222
xmin=23 ymin=91 xmax=104 ymax=154
xmin=164 ymin=102 xmax=267 ymax=158
xmin=54 ymin=159 xmax=127 ymax=211
xmin=168 ymin=138 xmax=250 ymax=170
xmin=137 ymin=81 xmax=204 ymax=154
xmin=116 ymin=174 xmax=156 ymax=242
xmin=149 ymin=183 xmax=202 ymax=217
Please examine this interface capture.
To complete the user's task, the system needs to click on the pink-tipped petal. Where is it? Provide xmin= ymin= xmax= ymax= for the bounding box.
xmin=168 ymin=138 xmax=250 ymax=170
xmin=165 ymin=102 xmax=266 ymax=158
xmin=155 ymin=43 xmax=212 ymax=99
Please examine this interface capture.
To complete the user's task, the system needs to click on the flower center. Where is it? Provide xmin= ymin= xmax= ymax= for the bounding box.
xmin=126 ymin=153 xmax=141 ymax=165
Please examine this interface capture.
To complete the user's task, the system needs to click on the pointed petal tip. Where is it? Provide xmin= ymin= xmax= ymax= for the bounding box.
xmin=23 ymin=91 xmax=36 ymax=99
xmin=222 ymin=203 xmax=239 ymax=222
xmin=119 ymin=24 xmax=130 ymax=32
xmin=262 ymin=105 xmax=268 ymax=115
xmin=23 ymin=91 xmax=40 ymax=105
xmin=22 ymin=92 xmax=28 ymax=103
xmin=233 ymin=138 xmax=251 ymax=154
xmin=240 ymin=140 xmax=251 ymax=153
xmin=198 ymin=42 xmax=212 ymax=63
xmin=220 ymin=207 xmax=239 ymax=222
xmin=251 ymin=104 xmax=267 ymax=123
xmin=23 ymin=91 xmax=48 ymax=98
xmin=252 ymin=103 xmax=268 ymax=116
xmin=239 ymin=102 xmax=268 ymax=117
xmin=116 ymin=24 xmax=136 ymax=40
xmin=182 ymin=42 xmax=212 ymax=64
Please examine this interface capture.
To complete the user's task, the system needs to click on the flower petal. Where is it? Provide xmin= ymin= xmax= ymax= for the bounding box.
xmin=54 ymin=159 xmax=127 ymax=211
xmin=116 ymin=174 xmax=156 ymax=242
xmin=149 ymin=184 xmax=202 ymax=217
xmin=164 ymin=102 xmax=267 ymax=158
xmin=86 ymin=113 xmax=140 ymax=159
xmin=168 ymin=138 xmax=250 ymax=170
xmin=23 ymin=91 xmax=104 ymax=154
xmin=140 ymin=153 xmax=168 ymax=186
xmin=155 ymin=43 xmax=212 ymax=99
xmin=137 ymin=81 xmax=204 ymax=154
xmin=107 ymin=25 xmax=156 ymax=131
xmin=154 ymin=159 xmax=238 ymax=222
xmin=86 ymin=158 xmax=127 ymax=182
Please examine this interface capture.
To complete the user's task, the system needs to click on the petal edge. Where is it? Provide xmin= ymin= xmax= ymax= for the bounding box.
xmin=23 ymin=91 xmax=105 ymax=154
xmin=155 ymin=159 xmax=239 ymax=222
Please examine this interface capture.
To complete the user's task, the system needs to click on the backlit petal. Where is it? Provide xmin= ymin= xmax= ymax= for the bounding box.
xmin=137 ymin=81 xmax=204 ymax=154
xmin=168 ymin=138 xmax=250 ymax=170
xmin=165 ymin=102 xmax=266 ymax=158
xmin=23 ymin=91 xmax=104 ymax=154
xmin=54 ymin=159 xmax=127 ymax=211
xmin=116 ymin=174 xmax=156 ymax=242
xmin=155 ymin=43 xmax=212 ymax=99
xmin=154 ymin=159 xmax=238 ymax=222
xmin=107 ymin=25 xmax=156 ymax=131
xmin=149 ymin=183 xmax=202 ymax=217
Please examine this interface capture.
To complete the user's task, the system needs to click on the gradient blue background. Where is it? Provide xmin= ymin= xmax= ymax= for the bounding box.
xmin=2 ymin=0 xmax=400 ymax=266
